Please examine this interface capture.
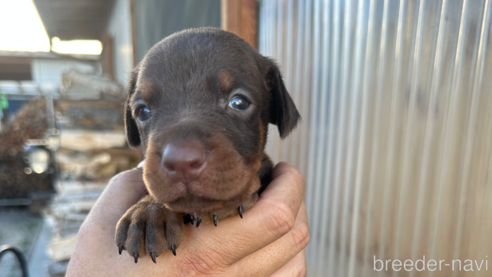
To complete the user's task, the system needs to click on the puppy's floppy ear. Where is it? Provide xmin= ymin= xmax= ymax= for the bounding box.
xmin=266 ymin=62 xmax=301 ymax=139
xmin=124 ymin=65 xmax=141 ymax=147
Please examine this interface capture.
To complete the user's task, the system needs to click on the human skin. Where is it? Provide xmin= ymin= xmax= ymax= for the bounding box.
xmin=66 ymin=162 xmax=310 ymax=277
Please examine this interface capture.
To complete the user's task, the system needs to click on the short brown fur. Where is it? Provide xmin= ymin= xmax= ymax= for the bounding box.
xmin=116 ymin=27 xmax=300 ymax=262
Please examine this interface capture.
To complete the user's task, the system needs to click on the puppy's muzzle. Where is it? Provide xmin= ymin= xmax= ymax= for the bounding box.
xmin=162 ymin=141 xmax=207 ymax=183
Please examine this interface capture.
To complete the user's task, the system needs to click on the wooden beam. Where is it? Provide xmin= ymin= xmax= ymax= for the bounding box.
xmin=102 ymin=33 xmax=114 ymax=81
xmin=130 ymin=0 xmax=138 ymax=67
xmin=221 ymin=0 xmax=258 ymax=50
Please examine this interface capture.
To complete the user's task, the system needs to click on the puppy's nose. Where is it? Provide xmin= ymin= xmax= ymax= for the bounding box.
xmin=162 ymin=141 xmax=206 ymax=182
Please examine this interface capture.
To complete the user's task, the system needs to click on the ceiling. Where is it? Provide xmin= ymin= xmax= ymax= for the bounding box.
xmin=32 ymin=0 xmax=116 ymax=40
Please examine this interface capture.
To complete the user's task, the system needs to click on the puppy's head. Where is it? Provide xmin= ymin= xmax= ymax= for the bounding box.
xmin=124 ymin=28 xmax=300 ymax=213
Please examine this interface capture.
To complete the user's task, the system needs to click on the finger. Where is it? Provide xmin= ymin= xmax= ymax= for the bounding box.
xmin=270 ymin=249 xmax=307 ymax=277
xmin=182 ymin=162 xmax=306 ymax=265
xmin=85 ymin=168 xmax=147 ymax=227
xmin=259 ymin=162 xmax=306 ymax=209
xmin=232 ymin=203 xmax=309 ymax=277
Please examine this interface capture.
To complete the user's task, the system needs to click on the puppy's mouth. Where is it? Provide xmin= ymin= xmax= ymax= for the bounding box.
xmin=143 ymin=133 xmax=261 ymax=213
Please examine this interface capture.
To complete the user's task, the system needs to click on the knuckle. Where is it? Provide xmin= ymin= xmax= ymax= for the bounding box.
xmin=290 ymin=169 xmax=305 ymax=190
xmin=291 ymin=222 xmax=310 ymax=250
xmin=265 ymin=203 xmax=296 ymax=237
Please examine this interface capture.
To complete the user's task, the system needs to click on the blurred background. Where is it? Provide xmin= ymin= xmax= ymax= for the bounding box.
xmin=0 ymin=0 xmax=491 ymax=277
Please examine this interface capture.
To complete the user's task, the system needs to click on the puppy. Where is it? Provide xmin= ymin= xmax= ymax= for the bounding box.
xmin=115 ymin=27 xmax=300 ymax=263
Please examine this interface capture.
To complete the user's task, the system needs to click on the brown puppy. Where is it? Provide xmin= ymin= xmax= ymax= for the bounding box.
xmin=115 ymin=27 xmax=300 ymax=263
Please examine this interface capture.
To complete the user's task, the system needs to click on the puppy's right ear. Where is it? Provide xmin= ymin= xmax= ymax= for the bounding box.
xmin=124 ymin=66 xmax=141 ymax=147
xmin=265 ymin=61 xmax=301 ymax=139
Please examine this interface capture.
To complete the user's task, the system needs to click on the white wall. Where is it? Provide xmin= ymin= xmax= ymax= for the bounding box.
xmin=107 ymin=0 xmax=134 ymax=85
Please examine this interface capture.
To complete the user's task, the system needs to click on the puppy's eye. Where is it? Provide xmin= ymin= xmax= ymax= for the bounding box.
xmin=228 ymin=96 xmax=250 ymax=110
xmin=136 ymin=106 xmax=151 ymax=122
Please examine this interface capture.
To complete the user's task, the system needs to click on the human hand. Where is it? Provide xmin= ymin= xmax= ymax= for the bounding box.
xmin=66 ymin=162 xmax=309 ymax=277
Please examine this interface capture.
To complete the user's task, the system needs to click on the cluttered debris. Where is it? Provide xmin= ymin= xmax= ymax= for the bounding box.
xmin=56 ymin=100 xmax=124 ymax=130
xmin=0 ymin=98 xmax=47 ymax=157
xmin=0 ymin=98 xmax=55 ymax=199
xmin=0 ymin=67 xmax=139 ymax=276
xmin=57 ymin=131 xmax=140 ymax=181
xmin=41 ymin=130 xmax=140 ymax=275
xmin=44 ymin=180 xmax=105 ymax=265
xmin=60 ymin=70 xmax=124 ymax=101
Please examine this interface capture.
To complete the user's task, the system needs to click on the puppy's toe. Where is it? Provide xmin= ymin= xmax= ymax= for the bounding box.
xmin=165 ymin=211 xmax=184 ymax=256
xmin=145 ymin=208 xmax=168 ymax=262
xmin=115 ymin=200 xmax=184 ymax=263
xmin=115 ymin=217 xmax=130 ymax=255
xmin=126 ymin=220 xmax=146 ymax=262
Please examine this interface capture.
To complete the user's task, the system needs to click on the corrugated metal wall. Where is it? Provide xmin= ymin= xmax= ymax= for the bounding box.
xmin=259 ymin=0 xmax=492 ymax=276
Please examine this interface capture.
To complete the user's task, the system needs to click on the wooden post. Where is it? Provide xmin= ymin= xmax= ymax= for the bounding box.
xmin=221 ymin=0 xmax=258 ymax=50
xmin=102 ymin=33 xmax=114 ymax=81
xmin=130 ymin=0 xmax=138 ymax=66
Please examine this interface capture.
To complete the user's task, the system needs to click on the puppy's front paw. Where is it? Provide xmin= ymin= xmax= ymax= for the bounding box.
xmin=115 ymin=199 xmax=184 ymax=263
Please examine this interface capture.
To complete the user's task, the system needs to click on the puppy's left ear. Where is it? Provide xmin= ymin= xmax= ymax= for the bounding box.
xmin=124 ymin=65 xmax=141 ymax=147
xmin=266 ymin=63 xmax=301 ymax=139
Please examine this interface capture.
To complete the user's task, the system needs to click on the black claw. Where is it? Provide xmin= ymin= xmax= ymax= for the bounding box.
xmin=171 ymin=244 xmax=176 ymax=256
xmin=133 ymin=253 xmax=139 ymax=263
xmin=150 ymin=252 xmax=156 ymax=264
xmin=118 ymin=244 xmax=123 ymax=255
xmin=196 ymin=217 xmax=202 ymax=228
xmin=213 ymin=214 xmax=218 ymax=227
xmin=238 ymin=206 xmax=243 ymax=218
xmin=184 ymin=213 xmax=194 ymax=225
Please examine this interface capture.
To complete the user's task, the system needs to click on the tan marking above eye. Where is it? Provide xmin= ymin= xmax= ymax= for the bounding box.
xmin=259 ymin=122 xmax=266 ymax=148
xmin=218 ymin=71 xmax=234 ymax=92
xmin=141 ymin=81 xmax=154 ymax=100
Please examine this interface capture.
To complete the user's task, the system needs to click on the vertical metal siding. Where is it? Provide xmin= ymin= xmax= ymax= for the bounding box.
xmin=259 ymin=0 xmax=492 ymax=276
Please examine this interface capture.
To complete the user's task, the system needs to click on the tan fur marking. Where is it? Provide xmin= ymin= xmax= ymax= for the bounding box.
xmin=259 ymin=122 xmax=266 ymax=149
xmin=141 ymin=81 xmax=153 ymax=100
xmin=218 ymin=71 xmax=234 ymax=92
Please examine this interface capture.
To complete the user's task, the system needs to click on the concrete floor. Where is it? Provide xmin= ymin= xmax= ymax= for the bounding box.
xmin=0 ymin=179 xmax=107 ymax=277
xmin=0 ymin=208 xmax=53 ymax=277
